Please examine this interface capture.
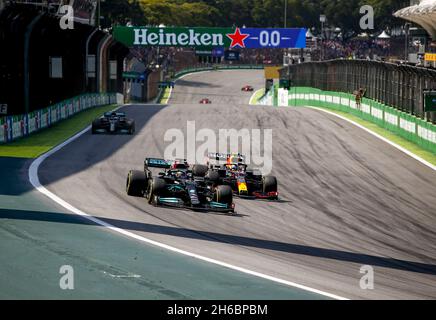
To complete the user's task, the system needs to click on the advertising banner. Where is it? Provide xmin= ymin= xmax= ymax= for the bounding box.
xmin=225 ymin=50 xmax=240 ymax=61
xmin=41 ymin=109 xmax=49 ymax=129
xmin=28 ymin=113 xmax=37 ymax=134
xmin=0 ymin=93 xmax=115 ymax=144
xmin=113 ymin=26 xmax=306 ymax=49
xmin=61 ymin=102 xmax=67 ymax=119
xmin=196 ymin=47 xmax=225 ymax=57
xmin=265 ymin=67 xmax=281 ymax=79
xmin=0 ymin=103 xmax=7 ymax=115
xmin=6 ymin=117 xmax=12 ymax=141
xmin=278 ymin=88 xmax=289 ymax=107
xmin=68 ymin=101 xmax=73 ymax=117
xmin=424 ymin=91 xmax=436 ymax=112
xmin=424 ymin=53 xmax=436 ymax=62
xmin=0 ymin=118 xmax=5 ymax=143
xmin=51 ymin=105 xmax=59 ymax=124
xmin=12 ymin=116 xmax=24 ymax=140
xmin=73 ymin=98 xmax=79 ymax=113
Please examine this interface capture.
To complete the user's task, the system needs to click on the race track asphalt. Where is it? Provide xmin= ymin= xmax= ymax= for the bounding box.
xmin=39 ymin=70 xmax=436 ymax=299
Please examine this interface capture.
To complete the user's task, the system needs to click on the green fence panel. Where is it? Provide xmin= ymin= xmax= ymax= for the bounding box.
xmin=280 ymin=86 xmax=436 ymax=154
xmin=417 ymin=118 xmax=430 ymax=151
xmin=398 ymin=112 xmax=410 ymax=141
xmin=428 ymin=121 xmax=436 ymax=153
xmin=383 ymin=106 xmax=396 ymax=133
xmin=314 ymin=88 xmax=322 ymax=107
xmin=331 ymin=91 xmax=340 ymax=111
xmin=406 ymin=114 xmax=415 ymax=142
xmin=342 ymin=93 xmax=350 ymax=112
xmin=411 ymin=114 xmax=419 ymax=143
xmin=373 ymin=102 xmax=384 ymax=127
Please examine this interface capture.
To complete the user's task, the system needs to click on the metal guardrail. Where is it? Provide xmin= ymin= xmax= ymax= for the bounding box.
xmin=173 ymin=64 xmax=264 ymax=78
xmin=280 ymin=59 xmax=436 ymax=124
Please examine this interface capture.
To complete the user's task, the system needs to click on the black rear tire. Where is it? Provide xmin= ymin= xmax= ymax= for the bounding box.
xmin=126 ymin=170 xmax=147 ymax=197
xmin=206 ymin=170 xmax=220 ymax=183
xmin=192 ymin=164 xmax=208 ymax=177
xmin=91 ymin=120 xmax=99 ymax=134
xmin=128 ymin=121 xmax=135 ymax=135
xmin=214 ymin=185 xmax=233 ymax=207
xmin=147 ymin=177 xmax=167 ymax=204
xmin=263 ymin=176 xmax=277 ymax=193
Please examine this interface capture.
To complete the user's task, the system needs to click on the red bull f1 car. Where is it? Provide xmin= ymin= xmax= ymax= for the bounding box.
xmin=205 ymin=153 xmax=278 ymax=200
xmin=126 ymin=158 xmax=235 ymax=213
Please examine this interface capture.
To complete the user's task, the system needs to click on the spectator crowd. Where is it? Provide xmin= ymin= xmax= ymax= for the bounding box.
xmin=319 ymin=39 xmax=391 ymax=61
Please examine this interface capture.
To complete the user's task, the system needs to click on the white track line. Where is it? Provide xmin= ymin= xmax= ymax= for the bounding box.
xmin=164 ymin=71 xmax=212 ymax=103
xmin=166 ymin=69 xmax=255 ymax=103
xmin=306 ymin=106 xmax=436 ymax=172
xmin=249 ymin=89 xmax=264 ymax=105
xmin=27 ymin=108 xmax=348 ymax=301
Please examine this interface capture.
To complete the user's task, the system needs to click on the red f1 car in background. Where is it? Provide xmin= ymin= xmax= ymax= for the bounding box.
xmin=199 ymin=98 xmax=212 ymax=104
xmin=241 ymin=85 xmax=254 ymax=92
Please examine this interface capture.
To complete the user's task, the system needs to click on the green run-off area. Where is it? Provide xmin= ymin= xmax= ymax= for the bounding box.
xmin=0 ymin=105 xmax=117 ymax=159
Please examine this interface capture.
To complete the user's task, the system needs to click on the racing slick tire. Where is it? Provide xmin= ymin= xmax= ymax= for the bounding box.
xmin=214 ymin=185 xmax=233 ymax=207
xmin=205 ymin=170 xmax=220 ymax=183
xmin=246 ymin=167 xmax=261 ymax=179
xmin=192 ymin=164 xmax=208 ymax=177
xmin=91 ymin=120 xmax=100 ymax=134
xmin=262 ymin=176 xmax=278 ymax=193
xmin=146 ymin=177 xmax=167 ymax=204
xmin=128 ymin=121 xmax=135 ymax=135
xmin=126 ymin=170 xmax=147 ymax=197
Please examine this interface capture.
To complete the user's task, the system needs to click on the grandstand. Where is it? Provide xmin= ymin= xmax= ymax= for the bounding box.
xmin=395 ymin=0 xmax=436 ymax=39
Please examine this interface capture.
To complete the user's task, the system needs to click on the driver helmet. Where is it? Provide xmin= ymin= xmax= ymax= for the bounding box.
xmin=226 ymin=164 xmax=237 ymax=171
xmin=175 ymin=170 xmax=186 ymax=179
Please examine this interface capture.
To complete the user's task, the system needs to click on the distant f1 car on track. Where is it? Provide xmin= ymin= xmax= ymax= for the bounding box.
xmin=205 ymin=153 xmax=278 ymax=200
xmin=241 ymin=85 xmax=254 ymax=92
xmin=199 ymin=98 xmax=212 ymax=104
xmin=126 ymin=158 xmax=235 ymax=214
xmin=92 ymin=111 xmax=135 ymax=135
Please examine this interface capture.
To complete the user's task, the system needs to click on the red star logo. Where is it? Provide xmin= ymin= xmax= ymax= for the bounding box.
xmin=226 ymin=27 xmax=249 ymax=48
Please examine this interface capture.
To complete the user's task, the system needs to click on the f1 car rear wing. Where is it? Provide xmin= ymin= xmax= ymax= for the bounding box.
xmin=207 ymin=153 xmax=246 ymax=164
xmin=144 ymin=158 xmax=171 ymax=169
xmin=104 ymin=112 xmax=126 ymax=118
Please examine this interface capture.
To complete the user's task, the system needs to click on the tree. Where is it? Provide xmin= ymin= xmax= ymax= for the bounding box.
xmin=320 ymin=0 xmax=362 ymax=39
xmin=362 ymin=0 xmax=407 ymax=31
xmin=101 ymin=0 xmax=145 ymax=27
xmin=102 ymin=0 xmax=405 ymax=35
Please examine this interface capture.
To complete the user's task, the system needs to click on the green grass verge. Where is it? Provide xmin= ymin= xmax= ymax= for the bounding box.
xmin=0 ymin=104 xmax=117 ymax=159
xmin=315 ymin=108 xmax=436 ymax=166
xmin=249 ymin=88 xmax=265 ymax=105
xmin=159 ymin=87 xmax=172 ymax=104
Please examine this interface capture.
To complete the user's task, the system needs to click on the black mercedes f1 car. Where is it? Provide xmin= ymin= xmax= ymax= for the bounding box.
xmin=92 ymin=111 xmax=135 ymax=134
xmin=126 ymin=158 xmax=235 ymax=213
